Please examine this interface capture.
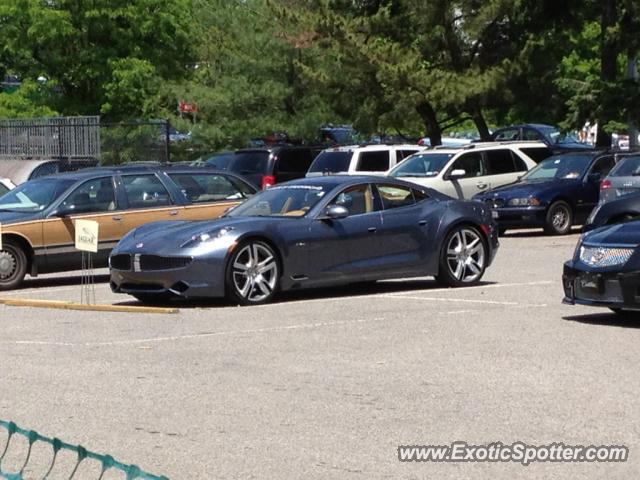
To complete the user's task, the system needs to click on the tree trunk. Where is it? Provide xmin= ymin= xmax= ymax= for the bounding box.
xmin=416 ymin=101 xmax=441 ymax=146
xmin=596 ymin=0 xmax=617 ymax=148
xmin=471 ymin=108 xmax=491 ymax=141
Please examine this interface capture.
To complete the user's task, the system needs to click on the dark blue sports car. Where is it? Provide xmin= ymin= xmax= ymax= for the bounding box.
xmin=474 ymin=151 xmax=616 ymax=235
xmin=563 ymin=220 xmax=640 ymax=316
xmin=109 ymin=176 xmax=499 ymax=305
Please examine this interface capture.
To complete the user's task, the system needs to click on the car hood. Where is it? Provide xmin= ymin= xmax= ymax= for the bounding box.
xmin=477 ymin=179 xmax=579 ymax=199
xmin=0 ymin=210 xmax=43 ymax=224
xmin=583 ymin=220 xmax=640 ymax=246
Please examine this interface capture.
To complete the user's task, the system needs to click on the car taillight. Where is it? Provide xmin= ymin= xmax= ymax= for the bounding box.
xmin=261 ymin=175 xmax=276 ymax=190
xmin=600 ymin=179 xmax=612 ymax=191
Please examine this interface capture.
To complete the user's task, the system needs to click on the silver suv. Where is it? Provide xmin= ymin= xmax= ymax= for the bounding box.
xmin=599 ymin=154 xmax=640 ymax=203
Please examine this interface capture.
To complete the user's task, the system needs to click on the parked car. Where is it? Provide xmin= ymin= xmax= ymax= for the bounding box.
xmin=388 ymin=141 xmax=551 ymax=199
xmin=0 ymin=165 xmax=256 ymax=289
xmin=563 ymin=219 xmax=640 ymax=316
xmin=584 ymin=191 xmax=640 ymax=232
xmin=490 ymin=124 xmax=592 ymax=152
xmin=306 ymin=144 xmax=421 ymax=177
xmin=109 ymin=176 xmax=499 ymax=305
xmin=228 ymin=146 xmax=322 ymax=190
xmin=599 ymin=154 xmax=640 ymax=204
xmin=0 ymin=177 xmax=15 ymax=196
xmin=474 ymin=151 xmax=617 ymax=235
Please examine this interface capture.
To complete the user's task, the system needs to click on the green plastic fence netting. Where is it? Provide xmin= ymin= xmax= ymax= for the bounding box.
xmin=0 ymin=420 xmax=168 ymax=480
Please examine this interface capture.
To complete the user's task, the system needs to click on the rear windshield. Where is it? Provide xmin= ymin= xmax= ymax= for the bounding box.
xmin=308 ymin=151 xmax=353 ymax=174
xmin=228 ymin=151 xmax=270 ymax=175
xmin=609 ymin=156 xmax=640 ymax=177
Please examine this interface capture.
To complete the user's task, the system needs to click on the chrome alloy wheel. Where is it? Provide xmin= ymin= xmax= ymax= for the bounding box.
xmin=551 ymin=205 xmax=571 ymax=231
xmin=445 ymin=228 xmax=486 ymax=283
xmin=231 ymin=242 xmax=278 ymax=302
xmin=0 ymin=250 xmax=17 ymax=280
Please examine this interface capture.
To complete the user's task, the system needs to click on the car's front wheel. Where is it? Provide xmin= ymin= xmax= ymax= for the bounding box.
xmin=545 ymin=201 xmax=573 ymax=235
xmin=436 ymin=226 xmax=487 ymax=287
xmin=0 ymin=240 xmax=28 ymax=290
xmin=226 ymin=240 xmax=280 ymax=305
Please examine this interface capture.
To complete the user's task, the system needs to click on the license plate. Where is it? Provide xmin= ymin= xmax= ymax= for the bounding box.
xmin=579 ymin=273 xmax=603 ymax=294
xmin=491 ymin=210 xmax=499 ymax=219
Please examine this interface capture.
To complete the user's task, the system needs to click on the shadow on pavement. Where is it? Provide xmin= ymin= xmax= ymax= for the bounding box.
xmin=20 ymin=274 xmax=110 ymax=289
xmin=502 ymin=227 xmax=582 ymax=238
xmin=563 ymin=312 xmax=640 ymax=329
xmin=115 ymin=278 xmax=498 ymax=309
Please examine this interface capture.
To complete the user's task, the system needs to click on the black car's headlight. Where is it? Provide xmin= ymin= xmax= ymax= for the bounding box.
xmin=180 ymin=227 xmax=234 ymax=248
xmin=578 ymin=244 xmax=635 ymax=268
xmin=507 ymin=197 xmax=541 ymax=207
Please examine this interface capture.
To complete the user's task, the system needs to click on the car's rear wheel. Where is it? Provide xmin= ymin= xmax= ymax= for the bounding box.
xmin=0 ymin=240 xmax=28 ymax=290
xmin=226 ymin=240 xmax=280 ymax=305
xmin=544 ymin=201 xmax=573 ymax=235
xmin=436 ymin=226 xmax=487 ymax=287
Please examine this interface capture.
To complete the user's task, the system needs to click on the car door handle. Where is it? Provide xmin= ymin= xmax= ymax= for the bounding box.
xmin=418 ymin=220 xmax=427 ymax=226
xmin=112 ymin=215 xmax=123 ymax=221
xmin=368 ymin=227 xmax=377 ymax=233
xmin=169 ymin=210 xmax=179 ymax=216
xmin=476 ymin=182 xmax=488 ymax=189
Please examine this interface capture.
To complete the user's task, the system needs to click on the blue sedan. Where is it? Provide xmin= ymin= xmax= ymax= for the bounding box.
xmin=109 ymin=176 xmax=499 ymax=305
xmin=474 ymin=151 xmax=616 ymax=235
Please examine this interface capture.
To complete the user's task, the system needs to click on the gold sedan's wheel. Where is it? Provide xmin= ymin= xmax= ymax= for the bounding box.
xmin=227 ymin=241 xmax=279 ymax=305
xmin=0 ymin=240 xmax=28 ymax=290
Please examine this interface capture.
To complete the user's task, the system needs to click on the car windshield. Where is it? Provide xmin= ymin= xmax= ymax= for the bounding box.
xmin=228 ymin=151 xmax=270 ymax=174
xmin=539 ymin=126 xmax=581 ymax=145
xmin=308 ymin=151 xmax=353 ymax=173
xmin=193 ymin=152 xmax=235 ymax=170
xmin=389 ymin=153 xmax=454 ymax=177
xmin=0 ymin=177 xmax=76 ymax=212
xmin=522 ymin=155 xmax=591 ymax=181
xmin=609 ymin=156 xmax=640 ymax=177
xmin=226 ymin=184 xmax=329 ymax=218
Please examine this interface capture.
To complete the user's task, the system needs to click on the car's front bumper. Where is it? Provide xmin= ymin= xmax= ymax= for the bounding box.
xmin=490 ymin=206 xmax=547 ymax=228
xmin=562 ymin=262 xmax=640 ymax=311
xmin=110 ymin=253 xmax=227 ymax=299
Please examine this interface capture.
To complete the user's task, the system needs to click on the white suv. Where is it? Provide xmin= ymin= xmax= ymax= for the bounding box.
xmin=387 ymin=141 xmax=552 ymax=199
xmin=306 ymin=144 xmax=422 ymax=177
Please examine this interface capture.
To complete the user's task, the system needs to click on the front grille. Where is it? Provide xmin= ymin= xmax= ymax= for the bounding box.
xmin=579 ymin=246 xmax=634 ymax=268
xmin=138 ymin=255 xmax=192 ymax=271
xmin=484 ymin=198 xmax=505 ymax=208
xmin=110 ymin=254 xmax=131 ymax=271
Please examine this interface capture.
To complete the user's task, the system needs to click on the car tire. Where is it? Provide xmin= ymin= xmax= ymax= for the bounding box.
xmin=0 ymin=240 xmax=28 ymax=290
xmin=435 ymin=225 xmax=487 ymax=287
xmin=226 ymin=240 xmax=280 ymax=305
xmin=544 ymin=201 xmax=573 ymax=235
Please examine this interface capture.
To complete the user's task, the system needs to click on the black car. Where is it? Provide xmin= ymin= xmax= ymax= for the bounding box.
xmin=110 ymin=176 xmax=499 ymax=305
xmin=228 ymin=146 xmax=321 ymax=190
xmin=583 ymin=191 xmax=640 ymax=232
xmin=563 ymin=220 xmax=640 ymax=316
xmin=474 ymin=151 xmax=616 ymax=235
xmin=490 ymin=124 xmax=592 ymax=153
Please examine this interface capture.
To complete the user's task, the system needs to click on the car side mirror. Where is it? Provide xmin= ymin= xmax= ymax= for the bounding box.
xmin=449 ymin=169 xmax=466 ymax=180
xmin=323 ymin=204 xmax=349 ymax=220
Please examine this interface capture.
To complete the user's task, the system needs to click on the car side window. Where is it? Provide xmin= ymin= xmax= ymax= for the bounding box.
xmin=0 ymin=184 xmax=8 ymax=196
xmin=122 ymin=174 xmax=172 ymax=209
xmin=412 ymin=188 xmax=430 ymax=203
xmin=486 ymin=150 xmax=518 ymax=175
xmin=356 ymin=151 xmax=389 ymax=171
xmin=275 ymin=149 xmax=314 ymax=174
xmin=377 ymin=184 xmax=415 ymax=210
xmin=328 ymin=184 xmax=379 ymax=216
xmin=494 ymin=128 xmax=519 ymax=141
xmin=523 ymin=129 xmax=542 ymax=141
xmin=451 ymin=152 xmax=485 ymax=178
xmin=59 ymin=177 xmax=116 ymax=214
xmin=168 ymin=173 xmax=246 ymax=203
xmin=590 ymin=156 xmax=616 ymax=177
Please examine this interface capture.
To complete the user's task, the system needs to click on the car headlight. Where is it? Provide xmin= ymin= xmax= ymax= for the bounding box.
xmin=180 ymin=227 xmax=234 ymax=248
xmin=507 ymin=197 xmax=541 ymax=207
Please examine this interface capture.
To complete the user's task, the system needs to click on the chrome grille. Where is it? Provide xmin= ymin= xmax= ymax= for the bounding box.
xmin=579 ymin=246 xmax=634 ymax=268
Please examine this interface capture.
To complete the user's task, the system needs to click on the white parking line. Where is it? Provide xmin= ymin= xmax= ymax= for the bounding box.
xmin=378 ymin=295 xmax=547 ymax=308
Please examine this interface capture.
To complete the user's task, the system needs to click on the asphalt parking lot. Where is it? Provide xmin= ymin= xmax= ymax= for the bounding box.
xmin=1 ymin=229 xmax=639 ymax=479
